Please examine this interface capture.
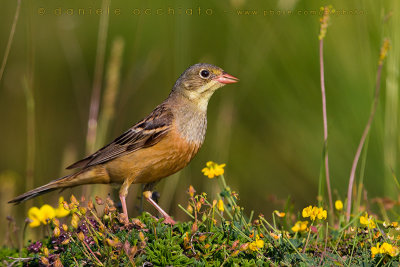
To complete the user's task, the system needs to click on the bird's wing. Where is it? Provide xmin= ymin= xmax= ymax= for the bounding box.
xmin=66 ymin=104 xmax=174 ymax=169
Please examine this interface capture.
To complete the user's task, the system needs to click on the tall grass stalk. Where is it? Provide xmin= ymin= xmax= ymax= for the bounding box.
xmin=383 ymin=4 xmax=399 ymax=198
xmin=346 ymin=39 xmax=390 ymax=222
xmin=354 ymin=137 xmax=369 ymax=215
xmin=318 ymin=6 xmax=333 ymax=217
xmin=83 ymin=0 xmax=110 ymax=196
xmin=85 ymin=0 xmax=111 ymax=154
xmin=0 ymin=0 xmax=21 ymax=83
xmin=96 ymin=37 xmax=124 ymax=147
xmin=92 ymin=37 xmax=124 ymax=202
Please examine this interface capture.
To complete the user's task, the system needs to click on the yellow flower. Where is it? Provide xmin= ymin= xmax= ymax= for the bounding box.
xmin=335 ymin=200 xmax=343 ymax=211
xmin=302 ymin=206 xmax=327 ymax=221
xmin=274 ymin=210 xmax=286 ymax=217
xmin=28 ymin=207 xmax=42 ymax=228
xmin=28 ymin=205 xmax=56 ymax=227
xmin=248 ymin=235 xmax=264 ymax=252
xmin=55 ymin=197 xmax=70 ymax=218
xmin=291 ymin=221 xmax=309 ymax=232
xmin=255 ymin=235 xmax=264 ymax=249
xmin=40 ymin=205 xmax=56 ymax=223
xmin=381 ymin=242 xmax=399 ymax=257
xmin=316 ymin=207 xmax=327 ymax=220
xmin=201 ymin=161 xmax=226 ymax=179
xmin=360 ymin=213 xmax=376 ymax=229
xmin=371 ymin=242 xmax=399 ymax=258
xmin=302 ymin=206 xmax=313 ymax=219
xmin=390 ymin=246 xmax=400 ymax=257
xmin=217 ymin=199 xmax=224 ymax=212
xmin=248 ymin=242 xmax=258 ymax=251
xmin=27 ymin=197 xmax=71 ymax=228
xmin=371 ymin=243 xmax=380 ymax=258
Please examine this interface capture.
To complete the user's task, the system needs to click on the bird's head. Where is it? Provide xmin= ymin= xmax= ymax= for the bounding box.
xmin=171 ymin=63 xmax=238 ymax=111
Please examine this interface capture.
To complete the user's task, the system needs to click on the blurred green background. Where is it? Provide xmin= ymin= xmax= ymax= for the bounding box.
xmin=0 ymin=0 xmax=399 ymax=240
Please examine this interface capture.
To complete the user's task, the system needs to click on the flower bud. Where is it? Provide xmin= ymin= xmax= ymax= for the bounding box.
xmin=53 ymin=257 xmax=63 ymax=267
xmin=78 ymin=207 xmax=86 ymax=215
xmin=196 ymin=202 xmax=202 ymax=212
xmin=187 ymin=204 xmax=193 ymax=214
xmin=191 ymin=222 xmax=198 ymax=232
xmin=107 ymin=238 xmax=119 ymax=247
xmin=139 ymin=232 xmax=145 ymax=241
xmin=240 ymin=243 xmax=249 ymax=251
xmin=52 ymin=218 xmax=60 ymax=227
xmin=71 ymin=214 xmax=79 ymax=229
xmin=232 ymin=240 xmax=239 ymax=249
xmin=63 ymin=201 xmax=69 ymax=211
xmin=43 ymin=247 xmax=49 ymax=257
xmin=53 ymin=227 xmax=61 ymax=238
xmin=70 ymin=195 xmax=78 ymax=205
xmin=87 ymin=200 xmax=94 ymax=210
xmin=217 ymin=200 xmax=224 ymax=212
xmin=231 ymin=250 xmax=239 ymax=257
xmin=41 ymin=257 xmax=49 ymax=265
xmin=77 ymin=232 xmax=85 ymax=241
xmin=188 ymin=185 xmax=196 ymax=197
xmin=95 ymin=196 xmax=104 ymax=205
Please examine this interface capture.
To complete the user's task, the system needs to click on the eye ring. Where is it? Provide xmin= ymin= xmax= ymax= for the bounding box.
xmin=199 ymin=69 xmax=210 ymax=79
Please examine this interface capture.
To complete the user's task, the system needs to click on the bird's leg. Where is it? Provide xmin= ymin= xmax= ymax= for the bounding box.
xmin=143 ymin=191 xmax=176 ymax=225
xmin=119 ymin=180 xmax=133 ymax=220
xmin=119 ymin=195 xmax=128 ymax=218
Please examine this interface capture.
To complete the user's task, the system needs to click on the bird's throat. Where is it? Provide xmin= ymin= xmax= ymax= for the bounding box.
xmin=172 ymin=100 xmax=207 ymax=144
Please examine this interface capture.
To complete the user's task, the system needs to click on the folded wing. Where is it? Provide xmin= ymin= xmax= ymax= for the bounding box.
xmin=66 ymin=104 xmax=173 ymax=169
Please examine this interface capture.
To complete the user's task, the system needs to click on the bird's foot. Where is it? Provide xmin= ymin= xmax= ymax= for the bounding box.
xmin=143 ymin=191 xmax=176 ymax=225
xmin=161 ymin=216 xmax=176 ymax=225
xmin=118 ymin=213 xmax=130 ymax=224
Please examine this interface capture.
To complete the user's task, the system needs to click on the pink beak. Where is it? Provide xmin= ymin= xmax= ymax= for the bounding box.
xmin=213 ymin=72 xmax=239 ymax=84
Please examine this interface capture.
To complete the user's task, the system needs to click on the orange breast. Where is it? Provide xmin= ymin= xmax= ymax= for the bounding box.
xmin=104 ymin=124 xmax=202 ymax=185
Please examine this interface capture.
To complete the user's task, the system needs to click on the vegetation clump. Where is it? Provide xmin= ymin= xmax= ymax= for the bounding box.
xmin=2 ymin=162 xmax=400 ymax=266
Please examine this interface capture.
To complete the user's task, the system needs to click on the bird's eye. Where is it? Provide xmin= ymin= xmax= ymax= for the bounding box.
xmin=200 ymin=69 xmax=210 ymax=79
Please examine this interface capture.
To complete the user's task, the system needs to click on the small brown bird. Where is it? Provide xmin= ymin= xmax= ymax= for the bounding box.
xmin=9 ymin=63 xmax=238 ymax=224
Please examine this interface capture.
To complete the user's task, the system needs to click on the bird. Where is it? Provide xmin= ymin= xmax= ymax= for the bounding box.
xmin=9 ymin=63 xmax=239 ymax=224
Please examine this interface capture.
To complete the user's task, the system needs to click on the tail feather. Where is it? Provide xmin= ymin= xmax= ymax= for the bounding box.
xmin=8 ymin=174 xmax=76 ymax=204
xmin=8 ymin=167 xmax=110 ymax=205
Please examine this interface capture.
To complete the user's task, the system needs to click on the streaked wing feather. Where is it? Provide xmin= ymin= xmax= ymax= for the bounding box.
xmin=66 ymin=104 xmax=173 ymax=169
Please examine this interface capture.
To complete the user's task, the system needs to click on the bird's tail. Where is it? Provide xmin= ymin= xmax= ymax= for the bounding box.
xmin=8 ymin=167 xmax=110 ymax=204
